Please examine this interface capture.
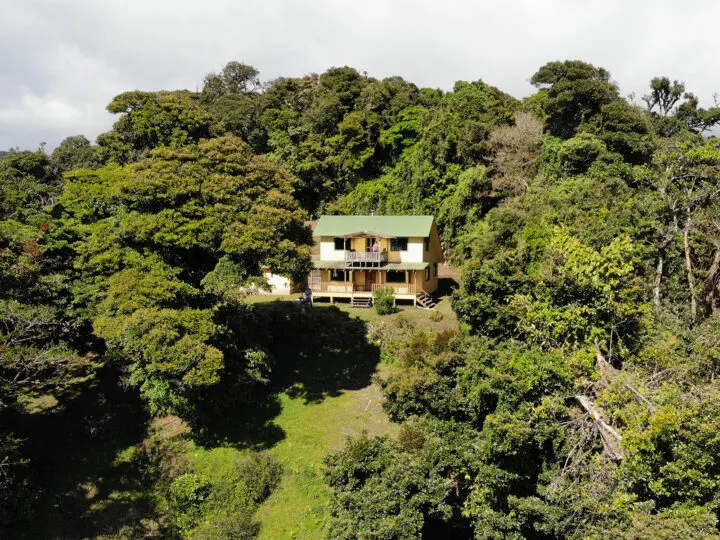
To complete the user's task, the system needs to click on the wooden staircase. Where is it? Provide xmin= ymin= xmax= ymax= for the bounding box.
xmin=350 ymin=296 xmax=372 ymax=308
xmin=416 ymin=289 xmax=436 ymax=310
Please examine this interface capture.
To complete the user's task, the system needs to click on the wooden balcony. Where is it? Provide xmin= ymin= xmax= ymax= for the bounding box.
xmin=344 ymin=251 xmax=387 ymax=268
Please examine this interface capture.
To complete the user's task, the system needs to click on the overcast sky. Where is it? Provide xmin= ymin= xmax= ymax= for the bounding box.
xmin=1 ymin=0 xmax=718 ymax=151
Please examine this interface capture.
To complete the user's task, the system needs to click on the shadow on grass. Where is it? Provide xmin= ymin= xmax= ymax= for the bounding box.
xmin=191 ymin=300 xmax=380 ymax=449
xmin=3 ymin=364 xmax=151 ymax=539
xmin=438 ymin=276 xmax=460 ymax=297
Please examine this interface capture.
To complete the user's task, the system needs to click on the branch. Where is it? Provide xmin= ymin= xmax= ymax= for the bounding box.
xmin=575 ymin=395 xmax=624 ymax=461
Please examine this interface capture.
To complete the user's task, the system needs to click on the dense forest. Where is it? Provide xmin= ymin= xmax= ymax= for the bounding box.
xmin=2 ymin=59 xmax=720 ymax=538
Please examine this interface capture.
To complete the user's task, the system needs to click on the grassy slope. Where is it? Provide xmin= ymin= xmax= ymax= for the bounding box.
xmin=249 ymin=295 xmax=457 ymax=538
xmin=257 ymin=377 xmax=396 ymax=538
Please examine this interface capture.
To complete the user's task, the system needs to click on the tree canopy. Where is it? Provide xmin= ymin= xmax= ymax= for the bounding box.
xmin=3 ymin=58 xmax=720 ymax=539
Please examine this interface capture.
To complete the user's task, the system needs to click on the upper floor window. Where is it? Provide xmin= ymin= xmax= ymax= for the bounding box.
xmin=334 ymin=238 xmax=351 ymax=250
xmin=424 ymin=237 xmax=430 ymax=251
xmin=433 ymin=262 xmax=438 ymax=276
xmin=390 ymin=237 xmax=408 ymax=251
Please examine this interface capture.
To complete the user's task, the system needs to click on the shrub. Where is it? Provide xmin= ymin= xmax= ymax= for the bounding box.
xmin=168 ymin=473 xmax=212 ymax=531
xmin=236 ymin=452 xmax=282 ymax=503
xmin=193 ymin=510 xmax=259 ymax=540
xmin=373 ymin=286 xmax=396 ymax=315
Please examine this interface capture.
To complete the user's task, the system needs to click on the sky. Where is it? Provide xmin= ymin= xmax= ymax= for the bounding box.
xmin=1 ymin=0 xmax=719 ymax=150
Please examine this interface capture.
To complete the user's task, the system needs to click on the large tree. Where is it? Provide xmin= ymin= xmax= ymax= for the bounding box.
xmin=60 ymin=136 xmax=311 ymax=414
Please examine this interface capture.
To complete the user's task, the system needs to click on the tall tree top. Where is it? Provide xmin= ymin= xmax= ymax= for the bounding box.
xmin=531 ymin=60 xmax=610 ymax=87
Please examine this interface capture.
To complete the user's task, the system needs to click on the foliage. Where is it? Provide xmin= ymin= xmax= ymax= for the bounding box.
xmin=372 ymin=286 xmax=396 ymax=315
xmin=326 ymin=60 xmax=720 ymax=538
xmin=59 ymin=135 xmax=312 ymax=415
xmin=97 ymin=90 xmax=221 ymax=164
xmin=51 ymin=135 xmax=102 ymax=172
xmin=4 ymin=57 xmax=720 ymax=538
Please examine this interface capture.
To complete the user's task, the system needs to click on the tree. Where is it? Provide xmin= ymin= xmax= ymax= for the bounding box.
xmin=0 ymin=150 xmax=93 ymax=530
xmin=643 ymin=77 xmax=686 ymax=116
xmin=643 ymin=77 xmax=720 ymax=137
xmin=531 ymin=60 xmax=619 ymax=139
xmin=644 ymin=137 xmax=720 ymax=319
xmin=97 ymin=90 xmax=220 ymax=164
xmin=201 ymin=61 xmax=261 ymax=103
xmin=0 ymin=150 xmax=60 ymax=222
xmin=50 ymin=135 xmax=101 ymax=173
xmin=60 ymin=136 xmax=312 ymax=414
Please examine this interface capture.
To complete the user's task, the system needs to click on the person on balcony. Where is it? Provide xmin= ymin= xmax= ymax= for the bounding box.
xmin=372 ymin=240 xmax=380 ymax=253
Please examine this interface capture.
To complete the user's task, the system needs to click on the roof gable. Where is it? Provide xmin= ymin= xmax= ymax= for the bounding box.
xmin=314 ymin=215 xmax=435 ymax=238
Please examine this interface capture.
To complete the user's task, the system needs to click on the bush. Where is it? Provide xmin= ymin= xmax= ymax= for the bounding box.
xmin=373 ymin=286 xmax=396 ymax=315
xmin=194 ymin=510 xmax=259 ymax=540
xmin=236 ymin=452 xmax=282 ymax=503
xmin=168 ymin=473 xmax=212 ymax=531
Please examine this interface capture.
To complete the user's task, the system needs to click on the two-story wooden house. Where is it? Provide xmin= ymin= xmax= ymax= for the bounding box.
xmin=308 ymin=215 xmax=444 ymax=308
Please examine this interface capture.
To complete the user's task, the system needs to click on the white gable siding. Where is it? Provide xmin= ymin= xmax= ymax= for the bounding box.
xmin=319 ymin=238 xmax=345 ymax=261
xmin=400 ymin=238 xmax=424 ymax=263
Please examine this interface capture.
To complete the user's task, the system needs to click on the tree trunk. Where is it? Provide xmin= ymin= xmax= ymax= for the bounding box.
xmin=704 ymin=249 xmax=720 ymax=315
xmin=684 ymin=218 xmax=698 ymax=321
xmin=653 ymin=249 xmax=664 ymax=312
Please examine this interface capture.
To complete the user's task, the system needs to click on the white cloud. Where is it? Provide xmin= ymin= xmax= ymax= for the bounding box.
xmin=1 ymin=0 xmax=719 ymax=149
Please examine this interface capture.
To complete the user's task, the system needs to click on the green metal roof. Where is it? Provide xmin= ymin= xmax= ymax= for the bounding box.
xmin=313 ymin=215 xmax=434 ymax=238
xmin=313 ymin=261 xmax=428 ymax=271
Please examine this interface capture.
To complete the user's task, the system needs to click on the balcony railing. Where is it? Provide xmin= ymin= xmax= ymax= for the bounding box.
xmin=309 ymin=282 xmax=354 ymax=293
xmin=308 ymin=282 xmax=417 ymax=296
xmin=345 ymin=251 xmax=387 ymax=267
xmin=371 ymin=283 xmax=417 ymax=295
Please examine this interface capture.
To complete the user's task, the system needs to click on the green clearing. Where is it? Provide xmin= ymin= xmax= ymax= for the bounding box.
xmin=243 ymin=295 xmax=457 ymax=537
xmin=257 ymin=376 xmax=397 ymax=538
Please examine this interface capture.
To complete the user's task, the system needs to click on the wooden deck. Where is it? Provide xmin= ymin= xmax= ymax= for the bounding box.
xmin=309 ymin=282 xmax=422 ymax=305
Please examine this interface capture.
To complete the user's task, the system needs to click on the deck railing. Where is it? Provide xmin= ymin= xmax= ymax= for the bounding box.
xmin=371 ymin=283 xmax=417 ymax=295
xmin=310 ymin=282 xmax=354 ymax=293
xmin=344 ymin=251 xmax=388 ymax=267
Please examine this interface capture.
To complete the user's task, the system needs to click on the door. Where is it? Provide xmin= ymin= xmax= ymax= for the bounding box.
xmin=366 ymin=271 xmax=376 ymax=292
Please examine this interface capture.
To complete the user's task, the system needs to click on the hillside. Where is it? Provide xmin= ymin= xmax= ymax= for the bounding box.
xmin=1 ymin=60 xmax=720 ymax=539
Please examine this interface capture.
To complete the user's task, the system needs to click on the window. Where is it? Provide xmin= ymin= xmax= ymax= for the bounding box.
xmin=424 ymin=237 xmax=430 ymax=251
xmin=433 ymin=263 xmax=438 ymax=277
xmin=386 ymin=270 xmax=405 ymax=283
xmin=330 ymin=270 xmax=349 ymax=281
xmin=334 ymin=238 xmax=351 ymax=250
xmin=425 ymin=268 xmax=430 ymax=281
xmin=390 ymin=237 xmax=408 ymax=251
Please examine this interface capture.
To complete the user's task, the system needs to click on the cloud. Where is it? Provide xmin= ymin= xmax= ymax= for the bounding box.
xmin=1 ymin=0 xmax=719 ymax=149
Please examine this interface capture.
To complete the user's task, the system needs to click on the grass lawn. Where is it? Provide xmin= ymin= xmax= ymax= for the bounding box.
xmin=257 ymin=370 xmax=397 ymax=539
xmin=244 ymin=293 xmax=457 ymax=538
